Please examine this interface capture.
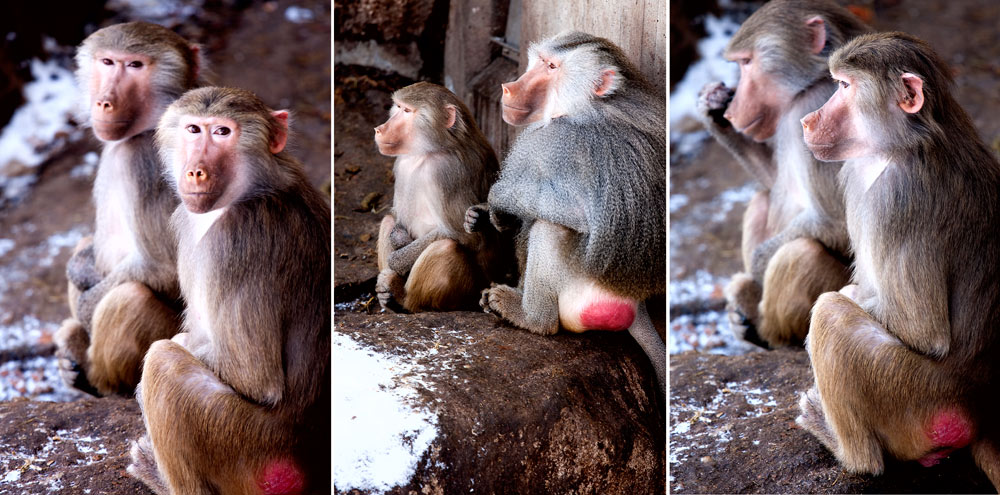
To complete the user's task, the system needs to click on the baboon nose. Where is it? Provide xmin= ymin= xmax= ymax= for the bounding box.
xmin=96 ymin=100 xmax=114 ymax=112
xmin=501 ymin=84 xmax=511 ymax=97
xmin=185 ymin=168 xmax=208 ymax=184
xmin=801 ymin=114 xmax=814 ymax=131
xmin=374 ymin=127 xmax=381 ymax=135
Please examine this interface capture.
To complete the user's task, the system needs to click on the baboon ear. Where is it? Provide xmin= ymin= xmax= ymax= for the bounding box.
xmin=806 ymin=16 xmax=826 ymax=55
xmin=270 ymin=110 xmax=289 ymax=153
xmin=444 ymin=104 xmax=457 ymax=129
xmin=899 ymin=73 xmax=925 ymax=114
xmin=595 ymin=69 xmax=616 ymax=96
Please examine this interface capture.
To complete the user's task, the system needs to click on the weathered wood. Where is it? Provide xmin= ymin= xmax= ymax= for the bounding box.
xmin=521 ymin=0 xmax=666 ymax=94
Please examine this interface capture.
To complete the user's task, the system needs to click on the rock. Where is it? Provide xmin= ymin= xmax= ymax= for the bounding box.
xmin=669 ymin=348 xmax=994 ymax=493
xmin=334 ymin=311 xmax=665 ymax=494
xmin=0 ymin=397 xmax=152 ymax=494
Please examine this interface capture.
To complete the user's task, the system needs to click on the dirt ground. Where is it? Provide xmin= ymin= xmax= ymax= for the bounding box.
xmin=0 ymin=1 xmax=330 ymax=492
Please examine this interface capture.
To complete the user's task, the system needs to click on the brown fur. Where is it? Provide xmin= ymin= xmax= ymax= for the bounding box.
xmin=797 ymin=32 xmax=1000 ymax=487
xmin=128 ymin=87 xmax=330 ymax=493
xmin=374 ymin=82 xmax=510 ymax=312
xmin=696 ymin=0 xmax=870 ymax=347
xmin=59 ymin=22 xmax=205 ymax=395
xmin=758 ymin=238 xmax=850 ymax=345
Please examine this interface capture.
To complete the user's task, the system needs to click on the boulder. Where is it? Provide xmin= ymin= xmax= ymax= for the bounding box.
xmin=0 ymin=397 xmax=151 ymax=494
xmin=335 ymin=311 xmax=665 ymax=494
xmin=669 ymin=348 xmax=994 ymax=493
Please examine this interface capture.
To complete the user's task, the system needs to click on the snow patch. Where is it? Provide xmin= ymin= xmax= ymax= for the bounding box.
xmin=669 ymin=14 xmax=741 ymax=154
xmin=670 ymin=379 xmax=779 ymax=466
xmin=285 ymin=6 xmax=315 ymax=23
xmin=333 ymin=332 xmax=439 ymax=492
xmin=0 ymin=58 xmax=81 ymax=202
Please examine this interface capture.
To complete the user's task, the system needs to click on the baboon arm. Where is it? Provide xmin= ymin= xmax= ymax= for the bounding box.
xmin=213 ymin=300 xmax=286 ymax=406
xmin=386 ymin=228 xmax=449 ymax=275
xmin=704 ymin=122 xmax=776 ymax=189
xmin=749 ymin=210 xmax=848 ymax=283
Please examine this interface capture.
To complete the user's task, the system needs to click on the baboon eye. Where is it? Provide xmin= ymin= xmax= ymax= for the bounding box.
xmin=214 ymin=126 xmax=231 ymax=136
xmin=548 ymin=62 xmax=558 ymax=70
xmin=840 ymin=80 xmax=850 ymax=89
xmin=403 ymin=107 xmax=412 ymax=113
xmin=740 ymin=58 xmax=751 ymax=66
xmin=127 ymin=60 xmax=144 ymax=68
xmin=101 ymin=58 xmax=113 ymax=66
xmin=186 ymin=124 xmax=200 ymax=133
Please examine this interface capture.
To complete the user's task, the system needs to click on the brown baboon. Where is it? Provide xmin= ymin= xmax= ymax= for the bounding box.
xmin=696 ymin=0 xmax=869 ymax=346
xmin=57 ymin=21 xmax=204 ymax=395
xmin=374 ymin=82 xmax=511 ymax=312
xmin=127 ymin=87 xmax=330 ymax=494
xmin=798 ymin=32 xmax=1000 ymax=488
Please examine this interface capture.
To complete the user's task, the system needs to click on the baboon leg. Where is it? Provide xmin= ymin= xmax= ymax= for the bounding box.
xmin=376 ymin=215 xmax=395 ymax=272
xmin=972 ymin=439 xmax=1000 ymax=492
xmin=130 ymin=340 xmax=300 ymax=495
xmin=740 ymin=190 xmax=771 ymax=271
xmin=403 ymin=239 xmax=483 ymax=312
xmin=757 ymin=238 xmax=850 ymax=346
xmin=86 ymin=282 xmax=181 ymax=395
xmin=799 ymin=292 xmax=964 ymax=474
xmin=483 ymin=221 xmax=567 ymax=335
xmin=54 ymin=318 xmax=98 ymax=396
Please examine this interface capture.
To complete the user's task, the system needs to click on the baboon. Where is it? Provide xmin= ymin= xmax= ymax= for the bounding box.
xmin=798 ymin=32 xmax=1000 ymax=488
xmin=374 ymin=82 xmax=511 ymax=312
xmin=127 ymin=87 xmax=330 ymax=493
xmin=696 ymin=0 xmax=869 ymax=346
xmin=473 ymin=31 xmax=666 ymax=393
xmin=56 ymin=21 xmax=204 ymax=395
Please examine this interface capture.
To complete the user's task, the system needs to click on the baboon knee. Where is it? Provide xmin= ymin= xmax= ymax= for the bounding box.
xmin=759 ymin=239 xmax=849 ymax=346
xmin=404 ymin=239 xmax=481 ymax=311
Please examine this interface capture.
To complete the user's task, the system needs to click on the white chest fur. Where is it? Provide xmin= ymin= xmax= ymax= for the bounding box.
xmin=393 ymin=155 xmax=447 ymax=238
xmin=93 ymin=144 xmax=140 ymax=272
xmin=188 ymin=207 xmax=226 ymax=246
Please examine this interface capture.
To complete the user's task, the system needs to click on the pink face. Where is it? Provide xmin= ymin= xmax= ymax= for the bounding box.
xmin=89 ymin=50 xmax=155 ymax=142
xmin=500 ymin=54 xmax=559 ymax=126
xmin=801 ymin=73 xmax=868 ymax=162
xmin=374 ymin=101 xmax=418 ymax=156
xmin=175 ymin=115 xmax=241 ymax=213
xmin=724 ymin=50 xmax=795 ymax=142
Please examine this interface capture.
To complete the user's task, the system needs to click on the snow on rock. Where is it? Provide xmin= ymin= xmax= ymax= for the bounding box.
xmin=0 ymin=58 xmax=81 ymax=203
xmin=670 ymin=378 xmax=779 ymax=468
xmin=285 ymin=6 xmax=316 ymax=23
xmin=0 ymin=225 xmax=90 ymax=403
xmin=333 ymin=331 xmax=438 ymax=492
xmin=669 ymin=14 xmax=741 ymax=130
xmin=105 ymin=0 xmax=202 ymax=24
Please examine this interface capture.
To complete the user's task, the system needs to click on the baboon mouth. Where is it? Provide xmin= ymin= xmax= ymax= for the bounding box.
xmin=738 ymin=115 xmax=763 ymax=133
xmin=502 ymin=104 xmax=529 ymax=112
xmin=805 ymin=142 xmax=835 ymax=149
xmin=93 ymin=119 xmax=133 ymax=126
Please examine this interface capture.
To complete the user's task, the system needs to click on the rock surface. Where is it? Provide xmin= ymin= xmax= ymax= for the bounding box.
xmin=0 ymin=397 xmax=151 ymax=494
xmin=335 ymin=311 xmax=665 ymax=494
xmin=670 ymin=349 xmax=994 ymax=493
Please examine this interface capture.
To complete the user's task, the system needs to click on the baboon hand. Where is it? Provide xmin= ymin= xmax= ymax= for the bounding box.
xmin=66 ymin=244 xmax=102 ymax=292
xmin=464 ymin=204 xmax=489 ymax=233
xmin=389 ymin=224 xmax=413 ymax=250
xmin=696 ymin=81 xmax=734 ymax=128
